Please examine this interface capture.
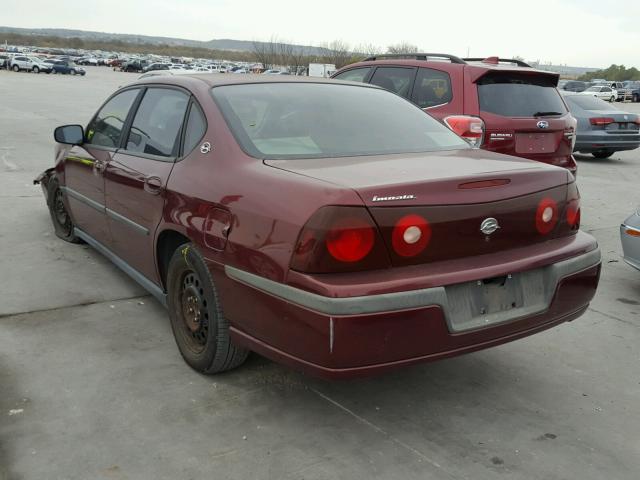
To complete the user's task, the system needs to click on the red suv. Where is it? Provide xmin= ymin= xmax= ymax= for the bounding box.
xmin=332 ymin=54 xmax=578 ymax=174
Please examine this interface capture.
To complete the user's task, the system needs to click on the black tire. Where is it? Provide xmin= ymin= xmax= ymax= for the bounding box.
xmin=167 ymin=243 xmax=249 ymax=374
xmin=593 ymin=151 xmax=614 ymax=159
xmin=12 ymin=65 xmax=19 ymax=72
xmin=609 ymin=96 xmax=615 ymax=102
xmin=33 ymin=66 xmax=39 ymax=74
xmin=46 ymin=175 xmax=82 ymax=243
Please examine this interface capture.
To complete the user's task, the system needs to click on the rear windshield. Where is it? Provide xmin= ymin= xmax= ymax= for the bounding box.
xmin=211 ymin=83 xmax=469 ymax=160
xmin=564 ymin=95 xmax=618 ymax=111
xmin=478 ymin=73 xmax=567 ymax=117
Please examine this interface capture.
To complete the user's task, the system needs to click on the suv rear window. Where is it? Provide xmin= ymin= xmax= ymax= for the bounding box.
xmin=478 ymin=73 xmax=567 ymax=117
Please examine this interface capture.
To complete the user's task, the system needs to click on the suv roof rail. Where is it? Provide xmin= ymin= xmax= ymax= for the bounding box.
xmin=362 ymin=53 xmax=466 ymax=64
xmin=463 ymin=57 xmax=532 ymax=68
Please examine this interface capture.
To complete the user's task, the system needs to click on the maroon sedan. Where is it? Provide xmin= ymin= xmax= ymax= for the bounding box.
xmin=36 ymin=75 xmax=601 ymax=379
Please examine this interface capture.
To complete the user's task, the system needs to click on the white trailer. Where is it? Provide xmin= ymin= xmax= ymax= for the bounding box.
xmin=308 ymin=63 xmax=336 ymax=78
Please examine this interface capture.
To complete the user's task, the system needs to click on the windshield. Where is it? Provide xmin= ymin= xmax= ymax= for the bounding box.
xmin=477 ymin=73 xmax=567 ymax=117
xmin=212 ymin=83 xmax=469 ymax=159
xmin=565 ymin=95 xmax=618 ymax=111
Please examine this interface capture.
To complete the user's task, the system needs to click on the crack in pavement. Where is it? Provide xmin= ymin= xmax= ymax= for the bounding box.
xmin=588 ymin=307 xmax=639 ymax=329
xmin=310 ymin=388 xmax=460 ymax=479
xmin=0 ymin=294 xmax=153 ymax=320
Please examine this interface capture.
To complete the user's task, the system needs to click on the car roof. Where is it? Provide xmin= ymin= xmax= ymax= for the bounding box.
xmin=129 ymin=73 xmax=376 ymax=89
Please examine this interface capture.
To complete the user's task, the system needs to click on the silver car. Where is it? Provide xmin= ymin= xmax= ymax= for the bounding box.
xmin=563 ymin=93 xmax=640 ymax=159
xmin=621 ymin=210 xmax=640 ymax=270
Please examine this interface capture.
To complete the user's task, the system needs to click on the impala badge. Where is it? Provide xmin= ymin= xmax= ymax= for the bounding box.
xmin=372 ymin=194 xmax=416 ymax=202
xmin=537 ymin=121 xmax=549 ymax=129
xmin=480 ymin=217 xmax=500 ymax=235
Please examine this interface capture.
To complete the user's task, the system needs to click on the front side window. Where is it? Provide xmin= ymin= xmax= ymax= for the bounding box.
xmin=412 ymin=68 xmax=453 ymax=108
xmin=369 ymin=67 xmax=415 ymax=98
xmin=86 ymin=89 xmax=140 ymax=148
xmin=212 ymin=83 xmax=468 ymax=160
xmin=125 ymin=88 xmax=189 ymax=158
xmin=332 ymin=67 xmax=371 ymax=83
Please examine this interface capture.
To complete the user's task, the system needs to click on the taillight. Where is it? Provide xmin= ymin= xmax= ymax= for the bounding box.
xmin=325 ymin=217 xmax=374 ymax=262
xmin=291 ymin=206 xmax=390 ymax=273
xmin=589 ymin=117 xmax=615 ymax=126
xmin=565 ymin=182 xmax=581 ymax=230
xmin=443 ymin=115 xmax=485 ymax=148
xmin=391 ymin=214 xmax=431 ymax=257
xmin=535 ymin=198 xmax=559 ymax=235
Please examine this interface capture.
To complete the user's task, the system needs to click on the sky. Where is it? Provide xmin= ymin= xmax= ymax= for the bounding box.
xmin=3 ymin=0 xmax=639 ymax=68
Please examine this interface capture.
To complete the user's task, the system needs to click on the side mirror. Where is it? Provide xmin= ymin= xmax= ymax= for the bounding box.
xmin=54 ymin=125 xmax=85 ymax=145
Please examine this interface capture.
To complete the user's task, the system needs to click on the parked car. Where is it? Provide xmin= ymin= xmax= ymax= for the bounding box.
xmin=332 ymin=54 xmax=578 ymax=174
xmin=579 ymin=85 xmax=617 ymax=102
xmin=0 ymin=54 xmax=10 ymax=68
xmin=10 ymin=55 xmax=52 ymax=73
xmin=558 ymin=80 xmax=588 ymax=93
xmin=35 ymin=76 xmax=601 ymax=378
xmin=121 ymin=59 xmax=149 ymax=73
xmin=621 ymin=209 xmax=640 ymax=271
xmin=142 ymin=63 xmax=170 ymax=72
xmin=627 ymin=82 xmax=640 ymax=102
xmin=51 ymin=60 xmax=86 ymax=76
xmin=562 ymin=93 xmax=640 ymax=158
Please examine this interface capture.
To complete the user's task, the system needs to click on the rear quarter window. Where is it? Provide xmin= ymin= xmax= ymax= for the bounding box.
xmin=478 ymin=73 xmax=567 ymax=117
xmin=411 ymin=68 xmax=452 ymax=108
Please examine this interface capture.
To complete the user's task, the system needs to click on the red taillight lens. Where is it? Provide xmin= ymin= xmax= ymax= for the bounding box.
xmin=443 ymin=115 xmax=485 ymax=148
xmin=589 ymin=117 xmax=615 ymax=126
xmin=565 ymin=181 xmax=581 ymax=230
xmin=536 ymin=197 xmax=559 ymax=235
xmin=291 ymin=206 xmax=390 ymax=273
xmin=326 ymin=218 xmax=374 ymax=262
xmin=391 ymin=214 xmax=431 ymax=257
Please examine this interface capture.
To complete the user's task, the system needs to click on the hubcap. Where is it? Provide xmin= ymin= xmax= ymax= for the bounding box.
xmin=54 ymin=189 xmax=72 ymax=234
xmin=179 ymin=272 xmax=209 ymax=350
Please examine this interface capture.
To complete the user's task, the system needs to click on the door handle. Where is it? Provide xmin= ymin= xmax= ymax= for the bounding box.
xmin=144 ymin=176 xmax=163 ymax=195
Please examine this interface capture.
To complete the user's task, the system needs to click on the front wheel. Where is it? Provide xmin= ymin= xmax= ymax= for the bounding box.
xmin=609 ymin=96 xmax=615 ymax=102
xmin=47 ymin=175 xmax=82 ymax=243
xmin=167 ymin=243 xmax=249 ymax=374
xmin=70 ymin=69 xmax=76 ymax=75
xmin=593 ymin=151 xmax=614 ymax=159
xmin=33 ymin=66 xmax=39 ymax=74
xmin=633 ymin=94 xmax=639 ymax=103
xmin=12 ymin=65 xmax=19 ymax=72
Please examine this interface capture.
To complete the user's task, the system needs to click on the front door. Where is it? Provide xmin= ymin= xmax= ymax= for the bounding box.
xmin=105 ymin=87 xmax=190 ymax=283
xmin=63 ymin=88 xmax=141 ymax=246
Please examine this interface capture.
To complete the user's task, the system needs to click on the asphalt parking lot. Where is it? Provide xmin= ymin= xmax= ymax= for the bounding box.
xmin=1 ymin=66 xmax=639 ymax=480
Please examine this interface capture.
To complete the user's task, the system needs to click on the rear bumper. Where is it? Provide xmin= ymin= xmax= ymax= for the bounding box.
xmin=575 ymin=132 xmax=640 ymax=152
xmin=221 ymin=234 xmax=601 ymax=379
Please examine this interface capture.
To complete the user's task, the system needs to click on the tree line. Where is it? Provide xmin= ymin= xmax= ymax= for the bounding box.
xmin=578 ymin=64 xmax=640 ymax=82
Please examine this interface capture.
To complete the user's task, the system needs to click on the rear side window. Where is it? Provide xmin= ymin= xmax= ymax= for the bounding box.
xmin=411 ymin=68 xmax=452 ymax=108
xmin=86 ymin=88 xmax=140 ymax=148
xmin=183 ymin=103 xmax=207 ymax=155
xmin=332 ymin=67 xmax=371 ymax=83
xmin=126 ymin=88 xmax=189 ymax=158
xmin=478 ymin=73 xmax=567 ymax=117
xmin=370 ymin=67 xmax=415 ymax=98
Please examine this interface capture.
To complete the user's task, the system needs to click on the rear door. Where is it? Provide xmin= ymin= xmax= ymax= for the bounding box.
xmin=104 ymin=86 xmax=191 ymax=283
xmin=470 ymin=71 xmax=575 ymax=170
xmin=63 ymin=87 xmax=141 ymax=246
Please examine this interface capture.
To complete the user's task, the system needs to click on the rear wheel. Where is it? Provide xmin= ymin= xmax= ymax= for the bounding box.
xmin=609 ymin=96 xmax=615 ymax=102
xmin=71 ymin=69 xmax=76 ymax=75
xmin=633 ymin=94 xmax=639 ymax=103
xmin=47 ymin=175 xmax=81 ymax=243
xmin=167 ymin=243 xmax=249 ymax=374
xmin=593 ymin=151 xmax=614 ymax=159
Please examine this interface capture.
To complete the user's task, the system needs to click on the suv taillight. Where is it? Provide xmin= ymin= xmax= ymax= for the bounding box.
xmin=291 ymin=206 xmax=390 ymax=273
xmin=443 ymin=115 xmax=485 ymax=148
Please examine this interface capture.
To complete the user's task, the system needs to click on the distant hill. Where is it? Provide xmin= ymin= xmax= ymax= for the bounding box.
xmin=0 ymin=26 xmax=326 ymax=55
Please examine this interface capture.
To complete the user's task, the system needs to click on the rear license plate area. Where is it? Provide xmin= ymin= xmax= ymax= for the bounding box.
xmin=515 ymin=133 xmax=556 ymax=154
xmin=445 ymin=269 xmax=547 ymax=332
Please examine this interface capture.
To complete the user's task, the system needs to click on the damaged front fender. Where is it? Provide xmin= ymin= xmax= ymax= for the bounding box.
xmin=33 ymin=167 xmax=55 ymax=203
